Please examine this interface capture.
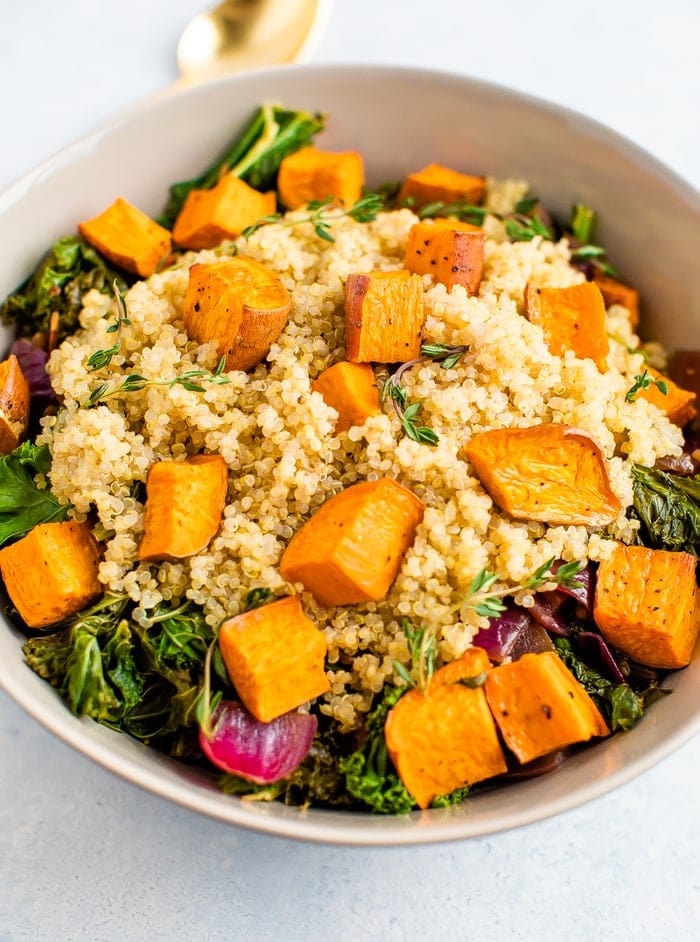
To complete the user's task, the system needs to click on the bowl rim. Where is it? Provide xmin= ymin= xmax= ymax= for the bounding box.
xmin=1 ymin=61 xmax=698 ymax=846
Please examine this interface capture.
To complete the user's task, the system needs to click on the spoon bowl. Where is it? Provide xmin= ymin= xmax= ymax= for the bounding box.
xmin=177 ymin=0 xmax=332 ymax=84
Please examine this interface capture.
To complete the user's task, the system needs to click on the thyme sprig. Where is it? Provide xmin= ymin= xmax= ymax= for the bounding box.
xmin=454 ymin=558 xmax=585 ymax=618
xmin=86 ymin=356 xmax=231 ymax=407
xmin=85 ymin=282 xmax=131 ymax=373
xmin=393 ymin=619 xmax=437 ymax=691
xmin=241 ymin=193 xmax=386 ymax=242
xmin=382 ymin=343 xmax=468 ymax=446
xmin=625 ymin=368 xmax=668 ymax=403
xmin=416 ymin=197 xmax=554 ymax=242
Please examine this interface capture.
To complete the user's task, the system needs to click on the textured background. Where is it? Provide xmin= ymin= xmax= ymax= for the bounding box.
xmin=1 ymin=2 xmax=699 ymax=939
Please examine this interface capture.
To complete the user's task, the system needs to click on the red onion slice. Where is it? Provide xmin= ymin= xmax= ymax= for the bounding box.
xmin=199 ymin=700 xmax=317 ymax=784
xmin=473 ymin=605 xmax=554 ymax=662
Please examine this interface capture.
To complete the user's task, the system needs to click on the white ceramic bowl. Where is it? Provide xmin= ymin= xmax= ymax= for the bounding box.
xmin=1 ymin=64 xmax=698 ymax=845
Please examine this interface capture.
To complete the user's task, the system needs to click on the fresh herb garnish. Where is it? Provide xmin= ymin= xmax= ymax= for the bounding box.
xmin=416 ymin=200 xmax=489 ymax=226
xmin=381 ymin=343 xmax=468 ymax=446
xmin=85 ymin=282 xmax=131 ymax=373
xmin=416 ymin=197 xmax=555 ymax=242
xmin=504 ymin=215 xmax=555 ymax=242
xmin=393 ymin=618 xmax=437 ymax=690
xmin=567 ymin=204 xmax=618 ymax=276
xmin=158 ymin=104 xmax=325 ymax=229
xmin=625 ymin=368 xmax=668 ymax=403
xmin=0 ymin=441 xmax=71 ymax=548
xmin=86 ymin=355 xmax=231 ymax=407
xmin=456 ymin=558 xmax=585 ymax=618
xmin=242 ymin=193 xmax=385 ymax=242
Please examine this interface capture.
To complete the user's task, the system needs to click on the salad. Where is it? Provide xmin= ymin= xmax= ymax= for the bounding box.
xmin=0 ymin=103 xmax=698 ymax=813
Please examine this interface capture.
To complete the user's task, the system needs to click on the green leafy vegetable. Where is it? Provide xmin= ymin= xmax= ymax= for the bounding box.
xmin=570 ymin=203 xmax=595 ymax=244
xmin=0 ymin=236 xmax=127 ymax=341
xmin=159 ymin=104 xmax=325 ymax=229
xmin=567 ymin=204 xmax=618 ymax=276
xmin=631 ymin=464 xmax=700 ymax=554
xmin=340 ymin=685 xmax=415 ymax=814
xmin=504 ymin=216 xmax=555 ymax=242
xmin=625 ymin=368 xmax=668 ymax=403
xmin=0 ymin=442 xmax=71 ymax=548
xmin=554 ymin=637 xmax=649 ymax=732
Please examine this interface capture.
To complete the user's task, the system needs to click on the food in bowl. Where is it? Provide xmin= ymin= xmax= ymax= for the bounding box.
xmin=1 ymin=102 xmax=698 ymax=814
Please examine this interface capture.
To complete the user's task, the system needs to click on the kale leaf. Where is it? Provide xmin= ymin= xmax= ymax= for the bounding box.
xmin=631 ymin=464 xmax=700 ymax=555
xmin=0 ymin=442 xmax=70 ymax=547
xmin=554 ymin=637 xmax=646 ymax=732
xmin=158 ymin=104 xmax=325 ymax=229
xmin=339 ymin=685 xmax=415 ymax=814
xmin=0 ymin=236 xmax=126 ymax=341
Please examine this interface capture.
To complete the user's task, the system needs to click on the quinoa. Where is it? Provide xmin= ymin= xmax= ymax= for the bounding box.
xmin=38 ymin=198 xmax=683 ymax=732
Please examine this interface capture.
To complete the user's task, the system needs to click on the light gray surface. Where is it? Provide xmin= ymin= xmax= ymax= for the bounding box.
xmin=1 ymin=1 xmax=699 ymax=939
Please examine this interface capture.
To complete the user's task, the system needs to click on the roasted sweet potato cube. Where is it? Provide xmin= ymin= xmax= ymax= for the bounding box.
xmin=397 ymin=163 xmax=485 ymax=210
xmin=280 ymin=477 xmax=425 ymax=607
xmin=594 ymin=542 xmax=700 ymax=668
xmin=0 ymin=354 xmax=30 ymax=455
xmin=217 ymin=595 xmax=329 ymax=722
xmin=138 ymin=454 xmax=228 ymax=562
xmin=345 ymin=270 xmax=424 ymax=363
xmin=593 ymin=273 xmax=640 ymax=328
xmin=524 ymin=281 xmax=609 ymax=371
xmin=405 ymin=219 xmax=484 ymax=294
xmin=78 ymin=197 xmax=172 ymax=278
xmin=637 ymin=366 xmax=697 ymax=427
xmin=484 ymin=651 xmax=609 ymax=764
xmin=182 ymin=256 xmax=290 ymax=372
xmin=0 ymin=520 xmax=101 ymax=629
xmin=278 ymin=146 xmax=364 ymax=210
xmin=172 ymin=173 xmax=276 ymax=250
xmin=311 ymin=361 xmax=382 ymax=433
xmin=461 ymin=424 xmax=621 ymax=527
xmin=385 ymin=647 xmax=507 ymax=809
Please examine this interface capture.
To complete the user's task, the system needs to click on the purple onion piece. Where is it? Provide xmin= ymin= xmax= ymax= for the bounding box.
xmin=551 ymin=559 xmax=595 ymax=613
xmin=9 ymin=338 xmax=55 ymax=409
xmin=473 ymin=605 xmax=553 ymax=662
xmin=576 ymin=630 xmax=626 ymax=684
xmin=199 ymin=700 xmax=317 ymax=784
xmin=529 ymin=592 xmax=570 ymax=636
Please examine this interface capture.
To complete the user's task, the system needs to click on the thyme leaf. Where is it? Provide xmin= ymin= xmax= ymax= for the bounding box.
xmin=625 ymin=368 xmax=668 ymax=403
xmin=86 ymin=282 xmax=131 ymax=373
xmin=455 ymin=559 xmax=586 ymax=617
xmin=393 ymin=618 xmax=437 ymax=690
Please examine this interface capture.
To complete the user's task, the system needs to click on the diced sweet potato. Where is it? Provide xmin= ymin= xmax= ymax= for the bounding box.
xmin=280 ymin=477 xmax=425 ymax=607
xmin=484 ymin=651 xmax=609 ymax=764
xmin=593 ymin=542 xmax=700 ymax=668
xmin=385 ymin=647 xmax=507 ymax=809
xmin=172 ymin=173 xmax=276 ymax=250
xmin=182 ymin=256 xmax=290 ymax=372
xmin=217 ymin=595 xmax=329 ymax=723
xmin=0 ymin=354 xmax=30 ymax=454
xmin=524 ymin=281 xmax=609 ymax=371
xmin=78 ymin=197 xmax=172 ymax=278
xmin=0 ymin=520 xmax=101 ymax=629
xmin=461 ymin=424 xmax=621 ymax=526
xmin=138 ymin=454 xmax=228 ymax=562
xmin=345 ymin=270 xmax=424 ymax=363
xmin=397 ymin=163 xmax=485 ymax=210
xmin=311 ymin=361 xmax=382 ymax=433
xmin=637 ymin=366 xmax=697 ymax=427
xmin=593 ymin=273 xmax=640 ymax=328
xmin=278 ymin=146 xmax=364 ymax=210
xmin=404 ymin=219 xmax=484 ymax=294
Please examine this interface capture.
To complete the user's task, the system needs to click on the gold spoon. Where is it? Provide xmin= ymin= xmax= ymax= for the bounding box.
xmin=177 ymin=0 xmax=333 ymax=85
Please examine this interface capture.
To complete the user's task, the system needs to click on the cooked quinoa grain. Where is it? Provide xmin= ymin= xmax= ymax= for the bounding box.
xmin=38 ymin=200 xmax=683 ymax=731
